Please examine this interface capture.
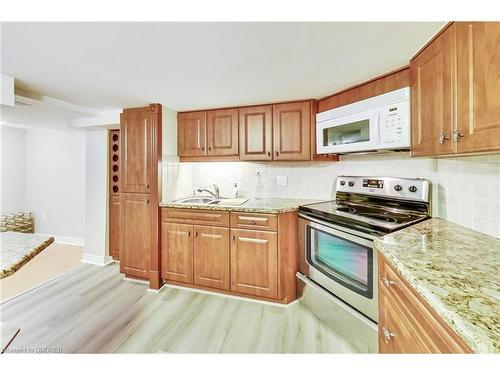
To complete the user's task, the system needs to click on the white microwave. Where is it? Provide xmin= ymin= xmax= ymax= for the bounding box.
xmin=316 ymin=87 xmax=410 ymax=154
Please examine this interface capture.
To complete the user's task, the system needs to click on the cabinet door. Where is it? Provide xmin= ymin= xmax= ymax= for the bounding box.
xmin=272 ymin=101 xmax=311 ymax=161
xmin=456 ymin=22 xmax=500 ymax=153
xmin=161 ymin=222 xmax=194 ymax=284
xmin=178 ymin=112 xmax=207 ymax=157
xmin=230 ymin=229 xmax=278 ymax=299
xmin=206 ymin=108 xmax=239 ymax=156
xmin=193 ymin=225 xmax=230 ymax=290
xmin=109 ymin=195 xmax=120 ymax=260
xmin=239 ymin=105 xmax=273 ymax=161
xmin=411 ymin=25 xmax=456 ymax=156
xmin=121 ymin=108 xmax=153 ymax=193
xmin=120 ymin=193 xmax=151 ymax=279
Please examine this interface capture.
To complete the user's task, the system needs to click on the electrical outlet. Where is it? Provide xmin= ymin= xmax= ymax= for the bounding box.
xmin=276 ymin=175 xmax=288 ymax=186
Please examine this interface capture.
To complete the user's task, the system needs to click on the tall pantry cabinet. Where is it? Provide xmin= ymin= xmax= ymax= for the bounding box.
xmin=119 ymin=103 xmax=163 ymax=289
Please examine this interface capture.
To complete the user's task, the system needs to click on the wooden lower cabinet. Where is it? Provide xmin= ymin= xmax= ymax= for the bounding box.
xmin=379 ymin=256 xmax=472 ymax=353
xmin=120 ymin=193 xmax=152 ymax=279
xmin=160 ymin=208 xmax=296 ymax=303
xmin=194 ymin=226 xmax=230 ymax=290
xmin=161 ymin=222 xmax=194 ymax=284
xmin=230 ymin=229 xmax=278 ymax=299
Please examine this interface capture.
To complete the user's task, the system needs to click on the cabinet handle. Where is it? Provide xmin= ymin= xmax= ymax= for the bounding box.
xmin=202 ymin=146 xmax=205 ymax=152
xmin=146 ymin=199 xmax=150 ymax=205
xmin=267 ymin=151 xmax=271 ymax=157
xmin=382 ymin=327 xmax=396 ymax=342
xmin=147 ymin=184 xmax=150 ymax=189
xmin=232 ymin=235 xmax=236 ymax=241
xmin=188 ymin=231 xmax=191 ymax=237
xmin=275 ymin=151 xmax=279 ymax=157
xmin=208 ymin=146 xmax=211 ymax=151
xmin=195 ymin=232 xmax=198 ymax=237
xmin=382 ymin=277 xmax=396 ymax=287
xmin=439 ymin=132 xmax=449 ymax=144
xmin=453 ymin=130 xmax=465 ymax=142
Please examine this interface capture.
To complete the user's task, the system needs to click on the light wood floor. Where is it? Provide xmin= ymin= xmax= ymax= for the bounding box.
xmin=0 ymin=263 xmax=357 ymax=353
xmin=0 ymin=243 xmax=83 ymax=303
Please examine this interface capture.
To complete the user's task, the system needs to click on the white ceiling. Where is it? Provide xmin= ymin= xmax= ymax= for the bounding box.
xmin=1 ymin=22 xmax=445 ymax=112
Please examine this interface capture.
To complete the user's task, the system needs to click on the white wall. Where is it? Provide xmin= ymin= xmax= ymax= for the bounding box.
xmin=163 ymin=153 xmax=500 ymax=239
xmin=0 ymin=126 xmax=26 ymax=214
xmin=162 ymin=107 xmax=177 ymax=156
xmin=24 ymin=128 xmax=86 ymax=243
xmin=82 ymin=129 xmax=111 ymax=265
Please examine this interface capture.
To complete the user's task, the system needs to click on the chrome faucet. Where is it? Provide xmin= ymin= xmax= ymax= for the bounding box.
xmin=197 ymin=184 xmax=220 ymax=199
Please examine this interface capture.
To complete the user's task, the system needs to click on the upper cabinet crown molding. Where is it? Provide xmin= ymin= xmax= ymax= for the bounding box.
xmin=411 ymin=21 xmax=500 ymax=157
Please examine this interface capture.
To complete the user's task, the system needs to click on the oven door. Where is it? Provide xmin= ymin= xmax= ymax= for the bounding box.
xmin=299 ymin=215 xmax=378 ymax=322
xmin=316 ymin=109 xmax=380 ymax=154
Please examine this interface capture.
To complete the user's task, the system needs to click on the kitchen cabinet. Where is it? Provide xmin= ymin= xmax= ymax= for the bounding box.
xmin=207 ymin=108 xmax=239 ymax=156
xmin=160 ymin=207 xmax=298 ymax=303
xmin=121 ymin=108 xmax=153 ymax=193
xmin=161 ymin=222 xmax=194 ymax=284
xmin=109 ymin=195 xmax=120 ymax=260
xmin=230 ymin=229 xmax=278 ymax=299
xmin=239 ymin=105 xmax=273 ymax=161
xmin=178 ymin=111 xmax=207 ymax=157
xmin=194 ymin=225 xmax=230 ymax=290
xmin=411 ymin=22 xmax=500 ymax=156
xmin=378 ymin=256 xmax=471 ymax=353
xmin=456 ymin=22 xmax=500 ymax=153
xmin=119 ymin=104 xmax=162 ymax=288
xmin=120 ymin=193 xmax=152 ymax=280
xmin=411 ymin=24 xmax=456 ymax=157
xmin=272 ymin=101 xmax=311 ymax=161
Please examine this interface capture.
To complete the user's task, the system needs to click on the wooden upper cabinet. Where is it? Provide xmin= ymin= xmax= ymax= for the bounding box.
xmin=411 ymin=24 xmax=456 ymax=157
xmin=178 ymin=111 xmax=207 ymax=157
xmin=193 ymin=225 xmax=230 ymax=290
xmin=272 ymin=101 xmax=311 ymax=161
xmin=239 ymin=105 xmax=273 ymax=161
xmin=120 ymin=193 xmax=151 ymax=279
xmin=456 ymin=22 xmax=500 ymax=153
xmin=207 ymin=109 xmax=239 ymax=156
xmin=230 ymin=229 xmax=278 ymax=299
xmin=121 ymin=108 xmax=153 ymax=193
xmin=161 ymin=222 xmax=194 ymax=284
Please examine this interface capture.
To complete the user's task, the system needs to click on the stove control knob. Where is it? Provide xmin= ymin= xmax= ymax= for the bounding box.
xmin=409 ymin=185 xmax=418 ymax=193
xmin=394 ymin=184 xmax=403 ymax=191
xmin=348 ymin=181 xmax=355 ymax=187
xmin=340 ymin=180 xmax=346 ymax=186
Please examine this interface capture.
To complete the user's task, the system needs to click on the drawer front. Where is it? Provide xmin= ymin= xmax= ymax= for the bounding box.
xmin=379 ymin=257 xmax=471 ymax=353
xmin=161 ymin=208 xmax=229 ymax=227
xmin=230 ymin=212 xmax=278 ymax=231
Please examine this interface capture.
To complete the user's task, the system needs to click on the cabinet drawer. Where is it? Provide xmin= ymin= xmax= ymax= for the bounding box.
xmin=379 ymin=257 xmax=471 ymax=353
xmin=230 ymin=212 xmax=277 ymax=231
xmin=161 ymin=208 xmax=229 ymax=227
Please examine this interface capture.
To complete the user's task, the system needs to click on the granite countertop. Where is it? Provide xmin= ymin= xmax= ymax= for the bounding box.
xmin=160 ymin=197 xmax=322 ymax=214
xmin=374 ymin=218 xmax=500 ymax=353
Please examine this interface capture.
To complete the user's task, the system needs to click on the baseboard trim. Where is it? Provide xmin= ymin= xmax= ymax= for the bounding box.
xmin=36 ymin=233 xmax=84 ymax=246
xmin=81 ymin=253 xmax=113 ymax=267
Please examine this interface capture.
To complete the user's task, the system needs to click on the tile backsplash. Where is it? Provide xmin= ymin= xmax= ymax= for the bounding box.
xmin=163 ymin=153 xmax=500 ymax=239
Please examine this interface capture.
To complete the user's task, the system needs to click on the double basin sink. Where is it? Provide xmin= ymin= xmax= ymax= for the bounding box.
xmin=173 ymin=196 xmax=223 ymax=206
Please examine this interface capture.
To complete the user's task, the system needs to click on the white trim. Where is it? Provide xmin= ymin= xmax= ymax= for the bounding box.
xmin=36 ymin=232 xmax=84 ymax=246
xmin=160 ymin=282 xmax=297 ymax=308
xmin=81 ymin=253 xmax=113 ymax=267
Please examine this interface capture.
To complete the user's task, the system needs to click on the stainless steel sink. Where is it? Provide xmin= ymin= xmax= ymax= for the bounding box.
xmin=174 ymin=197 xmax=215 ymax=204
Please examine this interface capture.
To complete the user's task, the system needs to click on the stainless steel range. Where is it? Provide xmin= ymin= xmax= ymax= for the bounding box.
xmin=298 ymin=176 xmax=431 ymax=323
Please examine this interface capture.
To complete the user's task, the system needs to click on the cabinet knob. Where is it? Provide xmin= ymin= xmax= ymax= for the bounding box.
xmin=439 ymin=132 xmax=449 ymax=144
xmin=232 ymin=235 xmax=236 ymax=241
xmin=208 ymin=146 xmax=212 ymax=151
xmin=147 ymin=184 xmax=150 ymax=189
xmin=382 ymin=327 xmax=396 ymax=342
xmin=146 ymin=199 xmax=150 ymax=205
xmin=267 ymin=151 xmax=271 ymax=157
xmin=382 ymin=277 xmax=396 ymax=287
xmin=188 ymin=231 xmax=191 ymax=237
xmin=453 ymin=130 xmax=465 ymax=142
xmin=275 ymin=151 xmax=279 ymax=157
xmin=202 ymin=146 xmax=205 ymax=152
xmin=195 ymin=232 xmax=198 ymax=237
